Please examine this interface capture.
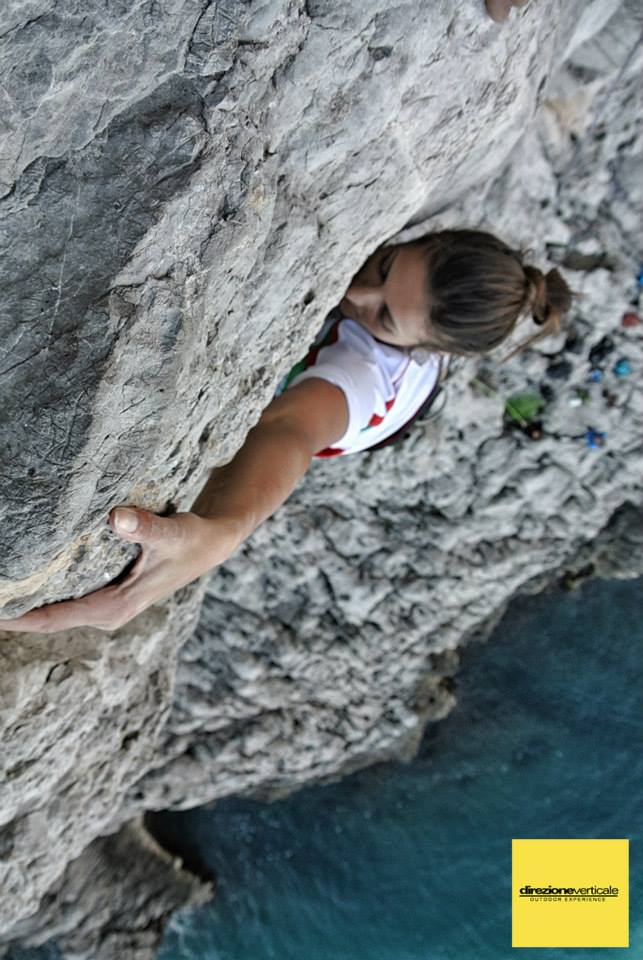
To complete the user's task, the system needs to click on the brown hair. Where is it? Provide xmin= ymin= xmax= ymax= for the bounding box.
xmin=415 ymin=229 xmax=572 ymax=362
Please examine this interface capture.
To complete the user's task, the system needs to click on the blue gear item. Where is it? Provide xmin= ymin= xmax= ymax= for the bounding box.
xmin=613 ymin=358 xmax=631 ymax=378
xmin=585 ymin=428 xmax=606 ymax=450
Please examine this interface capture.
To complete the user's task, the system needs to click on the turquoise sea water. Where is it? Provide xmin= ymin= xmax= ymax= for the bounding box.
xmin=152 ymin=575 xmax=642 ymax=960
xmin=7 ymin=575 xmax=641 ymax=960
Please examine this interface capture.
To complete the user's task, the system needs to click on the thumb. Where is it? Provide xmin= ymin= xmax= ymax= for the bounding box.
xmin=109 ymin=505 xmax=177 ymax=546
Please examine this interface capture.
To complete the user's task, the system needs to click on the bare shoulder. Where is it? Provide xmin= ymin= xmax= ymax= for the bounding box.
xmin=259 ymin=377 xmax=349 ymax=454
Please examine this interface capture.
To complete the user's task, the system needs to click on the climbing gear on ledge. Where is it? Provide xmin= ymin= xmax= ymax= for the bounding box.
xmin=504 ymin=392 xmax=545 ymax=428
xmin=588 ymin=335 xmax=615 ymax=366
xmin=613 ymin=358 xmax=631 ymax=378
xmin=585 ymin=427 xmax=606 ymax=450
xmin=621 ymin=311 xmax=640 ymax=328
xmin=524 ymin=420 xmax=543 ymax=440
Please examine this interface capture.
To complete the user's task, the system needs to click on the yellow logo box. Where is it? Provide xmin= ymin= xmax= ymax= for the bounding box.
xmin=512 ymin=839 xmax=629 ymax=948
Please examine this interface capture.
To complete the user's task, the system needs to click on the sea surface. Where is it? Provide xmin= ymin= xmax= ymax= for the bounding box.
xmin=152 ymin=574 xmax=642 ymax=960
xmin=8 ymin=575 xmax=641 ymax=960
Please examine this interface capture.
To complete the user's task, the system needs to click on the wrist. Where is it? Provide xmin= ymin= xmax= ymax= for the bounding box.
xmin=191 ymin=509 xmax=252 ymax=564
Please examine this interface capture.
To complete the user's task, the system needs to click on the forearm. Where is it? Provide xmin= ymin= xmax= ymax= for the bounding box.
xmin=189 ymin=418 xmax=314 ymax=549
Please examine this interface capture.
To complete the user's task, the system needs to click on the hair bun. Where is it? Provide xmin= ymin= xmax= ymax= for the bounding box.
xmin=524 ymin=265 xmax=572 ymax=326
xmin=524 ymin=265 xmax=548 ymax=324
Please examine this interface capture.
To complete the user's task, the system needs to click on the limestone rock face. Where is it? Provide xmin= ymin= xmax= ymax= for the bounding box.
xmin=0 ymin=822 xmax=211 ymax=958
xmin=1 ymin=0 xmax=642 ymax=954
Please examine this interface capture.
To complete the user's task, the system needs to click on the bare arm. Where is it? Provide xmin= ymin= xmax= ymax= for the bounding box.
xmin=0 ymin=377 xmax=349 ymax=633
xmin=190 ymin=376 xmax=349 ymax=547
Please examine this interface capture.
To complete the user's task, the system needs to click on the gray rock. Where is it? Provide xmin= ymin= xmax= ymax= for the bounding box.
xmin=0 ymin=821 xmax=210 ymax=959
xmin=1 ymin=0 xmax=642 ymax=955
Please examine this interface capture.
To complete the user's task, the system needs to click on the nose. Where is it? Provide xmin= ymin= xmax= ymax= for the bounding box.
xmin=342 ymin=282 xmax=382 ymax=323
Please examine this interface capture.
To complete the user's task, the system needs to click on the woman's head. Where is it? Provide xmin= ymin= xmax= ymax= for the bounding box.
xmin=339 ymin=229 xmax=572 ymax=362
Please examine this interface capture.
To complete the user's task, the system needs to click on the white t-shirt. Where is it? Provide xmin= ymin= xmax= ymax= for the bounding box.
xmin=274 ymin=312 xmax=448 ymax=457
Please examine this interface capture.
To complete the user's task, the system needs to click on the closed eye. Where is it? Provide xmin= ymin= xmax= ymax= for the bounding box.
xmin=378 ymin=250 xmax=397 ymax=331
xmin=379 ymin=250 xmax=394 ymax=281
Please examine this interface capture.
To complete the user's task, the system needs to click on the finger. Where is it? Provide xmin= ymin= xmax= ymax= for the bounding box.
xmin=0 ymin=585 xmax=127 ymax=634
xmin=109 ymin=505 xmax=186 ymax=551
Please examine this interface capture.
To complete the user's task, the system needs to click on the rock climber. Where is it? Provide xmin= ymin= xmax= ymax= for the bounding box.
xmin=0 ymin=228 xmax=571 ymax=634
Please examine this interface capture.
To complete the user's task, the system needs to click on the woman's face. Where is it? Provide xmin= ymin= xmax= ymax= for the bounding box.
xmin=338 ymin=241 xmax=432 ymax=349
